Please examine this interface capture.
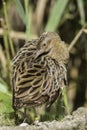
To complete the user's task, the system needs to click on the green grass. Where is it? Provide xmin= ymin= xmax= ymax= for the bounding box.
xmin=0 ymin=91 xmax=13 ymax=113
xmin=0 ymin=91 xmax=15 ymax=126
xmin=45 ymin=0 xmax=69 ymax=31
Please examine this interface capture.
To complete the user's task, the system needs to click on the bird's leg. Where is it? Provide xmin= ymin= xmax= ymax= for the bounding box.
xmin=23 ymin=107 xmax=28 ymax=122
xmin=14 ymin=109 xmax=17 ymax=118
xmin=33 ymin=107 xmax=40 ymax=125
xmin=33 ymin=107 xmax=37 ymax=118
xmin=14 ymin=109 xmax=19 ymax=124
xmin=23 ymin=107 xmax=32 ymax=124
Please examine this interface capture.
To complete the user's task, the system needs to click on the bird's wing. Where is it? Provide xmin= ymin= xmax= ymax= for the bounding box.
xmin=12 ymin=62 xmax=48 ymax=109
xmin=40 ymin=57 xmax=67 ymax=108
xmin=12 ymin=41 xmax=67 ymax=109
xmin=12 ymin=39 xmax=50 ymax=109
xmin=12 ymin=39 xmax=45 ymax=109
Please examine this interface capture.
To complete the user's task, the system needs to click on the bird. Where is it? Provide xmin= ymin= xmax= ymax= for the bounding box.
xmin=12 ymin=32 xmax=69 ymax=121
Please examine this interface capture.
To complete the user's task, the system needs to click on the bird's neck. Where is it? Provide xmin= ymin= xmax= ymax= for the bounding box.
xmin=50 ymin=44 xmax=69 ymax=65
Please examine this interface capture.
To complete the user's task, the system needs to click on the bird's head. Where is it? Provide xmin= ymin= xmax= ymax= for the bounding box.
xmin=35 ymin=32 xmax=69 ymax=64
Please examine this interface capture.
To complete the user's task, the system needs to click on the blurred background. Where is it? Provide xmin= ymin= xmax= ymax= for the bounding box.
xmin=0 ymin=0 xmax=87 ymax=125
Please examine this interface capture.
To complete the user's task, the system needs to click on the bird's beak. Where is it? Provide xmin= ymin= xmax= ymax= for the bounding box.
xmin=35 ymin=49 xmax=44 ymax=59
xmin=35 ymin=48 xmax=50 ymax=59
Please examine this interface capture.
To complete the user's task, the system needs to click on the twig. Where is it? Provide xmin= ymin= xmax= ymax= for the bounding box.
xmin=0 ymin=28 xmax=37 ymax=40
xmin=68 ymin=28 xmax=84 ymax=52
xmin=68 ymin=24 xmax=87 ymax=52
xmin=83 ymin=29 xmax=87 ymax=33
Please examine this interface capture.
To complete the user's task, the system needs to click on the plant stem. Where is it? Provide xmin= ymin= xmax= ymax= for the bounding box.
xmin=68 ymin=24 xmax=87 ymax=52
xmin=68 ymin=28 xmax=83 ymax=52
xmin=24 ymin=0 xmax=31 ymax=40
xmin=3 ymin=0 xmax=15 ymax=57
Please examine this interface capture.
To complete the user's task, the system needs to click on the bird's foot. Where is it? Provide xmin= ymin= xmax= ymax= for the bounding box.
xmin=33 ymin=116 xmax=41 ymax=126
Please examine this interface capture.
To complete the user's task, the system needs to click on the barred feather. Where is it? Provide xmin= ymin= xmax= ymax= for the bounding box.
xmin=12 ymin=32 xmax=69 ymax=110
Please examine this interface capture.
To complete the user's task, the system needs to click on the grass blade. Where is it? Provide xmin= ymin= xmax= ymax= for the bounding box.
xmin=62 ymin=87 xmax=70 ymax=114
xmin=14 ymin=0 xmax=26 ymax=25
xmin=77 ymin=0 xmax=86 ymax=26
xmin=3 ymin=1 xmax=15 ymax=57
xmin=0 ymin=91 xmax=13 ymax=113
xmin=45 ymin=0 xmax=69 ymax=31
xmin=24 ymin=0 xmax=31 ymax=40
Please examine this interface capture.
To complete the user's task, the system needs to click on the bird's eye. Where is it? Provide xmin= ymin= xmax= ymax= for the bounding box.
xmin=43 ymin=43 xmax=46 ymax=47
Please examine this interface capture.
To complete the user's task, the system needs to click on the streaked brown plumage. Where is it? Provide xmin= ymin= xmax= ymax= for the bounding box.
xmin=12 ymin=32 xmax=69 ymax=114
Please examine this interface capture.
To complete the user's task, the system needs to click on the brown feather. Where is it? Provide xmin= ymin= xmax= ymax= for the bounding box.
xmin=12 ymin=32 xmax=69 ymax=110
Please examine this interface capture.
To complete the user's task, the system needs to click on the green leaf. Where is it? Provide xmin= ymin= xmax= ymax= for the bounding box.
xmin=45 ymin=0 xmax=69 ymax=31
xmin=0 ymin=91 xmax=13 ymax=113
xmin=0 ymin=82 xmax=8 ymax=93
xmin=14 ymin=0 xmax=26 ymax=24
xmin=0 ymin=82 xmax=13 ymax=113
xmin=77 ymin=0 xmax=86 ymax=26
xmin=62 ymin=87 xmax=70 ymax=114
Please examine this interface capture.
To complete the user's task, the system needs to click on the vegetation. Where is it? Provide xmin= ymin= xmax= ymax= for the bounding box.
xmin=0 ymin=0 xmax=87 ymax=125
